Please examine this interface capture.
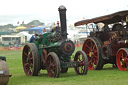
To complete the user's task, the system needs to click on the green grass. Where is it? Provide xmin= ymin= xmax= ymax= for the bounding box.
xmin=1 ymin=47 xmax=128 ymax=85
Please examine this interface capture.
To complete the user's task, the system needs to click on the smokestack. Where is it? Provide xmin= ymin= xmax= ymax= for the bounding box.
xmin=58 ymin=5 xmax=67 ymax=39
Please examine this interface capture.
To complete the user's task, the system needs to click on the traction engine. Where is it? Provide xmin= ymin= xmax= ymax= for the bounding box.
xmin=75 ymin=10 xmax=128 ymax=71
xmin=22 ymin=5 xmax=88 ymax=78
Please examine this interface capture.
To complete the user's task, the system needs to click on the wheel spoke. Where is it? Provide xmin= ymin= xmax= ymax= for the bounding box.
xmin=86 ymin=54 xmax=89 ymax=56
xmin=49 ymin=57 xmax=56 ymax=70
xmin=121 ymin=63 xmax=125 ymax=67
xmin=27 ymin=69 xmax=31 ymax=75
xmin=24 ymin=63 xmax=29 ymax=67
xmin=92 ymin=44 xmax=96 ymax=51
xmin=93 ymin=54 xmax=98 ymax=59
xmin=50 ymin=57 xmax=52 ymax=63
xmin=51 ymin=61 xmax=56 ymax=69
xmin=85 ymin=45 xmax=92 ymax=51
xmin=93 ymin=49 xmax=97 ymax=54
xmin=28 ymin=52 xmax=33 ymax=58
xmin=124 ymin=52 xmax=127 ymax=58
xmin=26 ymin=46 xmax=30 ymax=50
xmin=121 ymin=52 xmax=124 ymax=59
xmin=78 ymin=56 xmax=81 ymax=61
xmin=91 ymin=61 xmax=94 ymax=69
xmin=86 ymin=49 xmax=90 ymax=54
xmin=126 ymin=63 xmax=128 ymax=70
xmin=88 ymin=59 xmax=92 ymax=64
xmin=93 ymin=58 xmax=97 ymax=65
xmin=90 ymin=41 xmax=93 ymax=49
xmin=30 ymin=57 xmax=33 ymax=60
xmin=125 ymin=59 xmax=128 ymax=65
xmin=88 ymin=60 xmax=93 ymax=69
xmin=24 ymin=52 xmax=29 ymax=57
xmin=80 ymin=66 xmax=84 ymax=73
xmin=89 ymin=57 xmax=93 ymax=64
xmin=124 ymin=53 xmax=128 ymax=62
xmin=91 ymin=58 xmax=94 ymax=65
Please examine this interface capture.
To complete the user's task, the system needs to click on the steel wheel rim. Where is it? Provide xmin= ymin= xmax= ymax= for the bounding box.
xmin=74 ymin=51 xmax=88 ymax=75
xmin=22 ymin=45 xmax=33 ymax=76
xmin=83 ymin=39 xmax=98 ymax=70
xmin=116 ymin=48 xmax=128 ymax=71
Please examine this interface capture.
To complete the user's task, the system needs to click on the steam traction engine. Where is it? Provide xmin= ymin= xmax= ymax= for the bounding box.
xmin=75 ymin=10 xmax=128 ymax=71
xmin=22 ymin=5 xmax=88 ymax=78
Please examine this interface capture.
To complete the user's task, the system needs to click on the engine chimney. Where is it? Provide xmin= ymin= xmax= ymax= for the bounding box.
xmin=58 ymin=5 xmax=67 ymax=39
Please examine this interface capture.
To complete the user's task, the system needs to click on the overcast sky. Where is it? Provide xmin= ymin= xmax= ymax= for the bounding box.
xmin=0 ymin=0 xmax=127 ymax=25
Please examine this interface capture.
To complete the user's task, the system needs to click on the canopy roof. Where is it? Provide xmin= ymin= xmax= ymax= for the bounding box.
xmin=28 ymin=27 xmax=46 ymax=34
xmin=14 ymin=26 xmax=26 ymax=32
xmin=28 ymin=27 xmax=46 ymax=31
xmin=17 ymin=32 xmax=31 ymax=36
xmin=74 ymin=10 xmax=128 ymax=26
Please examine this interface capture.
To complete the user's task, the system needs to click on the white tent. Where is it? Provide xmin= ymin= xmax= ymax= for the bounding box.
xmin=67 ymin=28 xmax=79 ymax=42
xmin=16 ymin=32 xmax=32 ymax=44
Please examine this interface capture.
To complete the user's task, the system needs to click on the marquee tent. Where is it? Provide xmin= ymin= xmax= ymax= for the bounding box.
xmin=28 ymin=27 xmax=46 ymax=34
xmin=14 ymin=26 xmax=27 ymax=32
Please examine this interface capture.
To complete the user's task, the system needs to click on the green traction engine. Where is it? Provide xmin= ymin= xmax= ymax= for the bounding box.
xmin=22 ymin=5 xmax=88 ymax=78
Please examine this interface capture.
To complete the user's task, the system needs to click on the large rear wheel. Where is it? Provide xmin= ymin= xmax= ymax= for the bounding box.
xmin=116 ymin=48 xmax=128 ymax=71
xmin=22 ymin=43 xmax=40 ymax=76
xmin=82 ymin=37 xmax=104 ymax=70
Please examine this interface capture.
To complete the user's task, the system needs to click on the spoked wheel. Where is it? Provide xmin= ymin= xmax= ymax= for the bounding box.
xmin=74 ymin=51 xmax=88 ymax=75
xmin=82 ymin=37 xmax=104 ymax=70
xmin=116 ymin=48 xmax=128 ymax=71
xmin=22 ymin=43 xmax=40 ymax=76
xmin=60 ymin=68 xmax=68 ymax=73
xmin=46 ymin=52 xmax=60 ymax=78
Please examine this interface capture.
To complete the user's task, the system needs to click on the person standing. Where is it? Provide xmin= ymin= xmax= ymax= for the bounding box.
xmin=42 ymin=28 xmax=47 ymax=34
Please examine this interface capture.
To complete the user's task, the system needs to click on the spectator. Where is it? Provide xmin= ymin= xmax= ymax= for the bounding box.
xmin=29 ymin=35 xmax=35 ymax=43
xmin=42 ymin=28 xmax=47 ymax=34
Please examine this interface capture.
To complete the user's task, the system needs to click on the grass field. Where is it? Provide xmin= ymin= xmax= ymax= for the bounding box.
xmin=1 ymin=47 xmax=128 ymax=85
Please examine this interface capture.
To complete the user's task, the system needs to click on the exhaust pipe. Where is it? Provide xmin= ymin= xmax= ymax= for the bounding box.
xmin=58 ymin=5 xmax=67 ymax=40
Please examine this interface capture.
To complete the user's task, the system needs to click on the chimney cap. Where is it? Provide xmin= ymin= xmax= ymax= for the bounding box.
xmin=58 ymin=5 xmax=67 ymax=11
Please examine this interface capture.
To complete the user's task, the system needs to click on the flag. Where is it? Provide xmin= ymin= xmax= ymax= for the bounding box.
xmin=83 ymin=17 xmax=85 ymax=19
xmin=17 ymin=21 xmax=19 ymax=24
xmin=22 ymin=21 xmax=24 ymax=24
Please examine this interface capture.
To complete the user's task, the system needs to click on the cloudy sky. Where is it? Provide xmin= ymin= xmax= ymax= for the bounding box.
xmin=0 ymin=0 xmax=127 ymax=25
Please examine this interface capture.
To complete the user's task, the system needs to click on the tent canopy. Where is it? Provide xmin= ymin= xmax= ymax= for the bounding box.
xmin=28 ymin=27 xmax=46 ymax=34
xmin=14 ymin=26 xmax=26 ymax=32
xmin=16 ymin=32 xmax=32 ymax=41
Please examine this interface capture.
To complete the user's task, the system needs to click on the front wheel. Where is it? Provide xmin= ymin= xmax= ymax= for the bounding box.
xmin=46 ymin=52 xmax=60 ymax=78
xmin=116 ymin=48 xmax=128 ymax=71
xmin=74 ymin=51 xmax=88 ymax=75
